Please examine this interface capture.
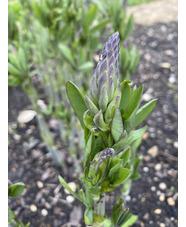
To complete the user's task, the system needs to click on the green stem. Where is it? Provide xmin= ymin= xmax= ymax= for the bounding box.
xmin=92 ymin=193 xmax=106 ymax=227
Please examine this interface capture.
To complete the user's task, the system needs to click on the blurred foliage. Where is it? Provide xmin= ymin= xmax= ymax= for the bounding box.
xmin=127 ymin=0 xmax=154 ymax=6
xmin=8 ymin=182 xmax=30 ymax=227
xmin=8 ymin=0 xmax=139 ymax=166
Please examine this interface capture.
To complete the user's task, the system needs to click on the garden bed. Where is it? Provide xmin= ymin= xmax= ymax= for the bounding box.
xmin=8 ymin=21 xmax=178 ymax=227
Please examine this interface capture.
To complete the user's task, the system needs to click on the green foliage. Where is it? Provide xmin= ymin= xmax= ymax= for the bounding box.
xmin=8 ymin=182 xmax=25 ymax=197
xmin=58 ymin=32 xmax=157 ymax=225
xmin=66 ymin=81 xmax=87 ymax=128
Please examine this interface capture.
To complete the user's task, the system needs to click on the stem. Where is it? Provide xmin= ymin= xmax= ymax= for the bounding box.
xmin=92 ymin=193 xmax=106 ymax=227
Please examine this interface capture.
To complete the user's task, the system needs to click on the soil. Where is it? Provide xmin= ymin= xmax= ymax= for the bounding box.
xmin=8 ymin=21 xmax=178 ymax=227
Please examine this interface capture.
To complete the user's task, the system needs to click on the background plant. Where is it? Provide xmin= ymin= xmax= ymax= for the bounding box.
xmin=59 ymin=32 xmax=157 ymax=226
xmin=8 ymin=0 xmax=140 ymax=168
xmin=8 ymin=182 xmax=30 ymax=227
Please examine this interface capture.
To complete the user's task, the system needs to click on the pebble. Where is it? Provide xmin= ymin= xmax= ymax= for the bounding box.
xmin=173 ymin=141 xmax=178 ymax=149
xmin=143 ymin=213 xmax=149 ymax=220
xmin=159 ymin=182 xmax=167 ymax=190
xmin=154 ymin=209 xmax=162 ymax=214
xmin=41 ymin=209 xmax=48 ymax=216
xmin=167 ymin=197 xmax=175 ymax=206
xmin=17 ymin=110 xmax=36 ymax=123
xmin=159 ymin=223 xmax=166 ymax=227
xmin=125 ymin=195 xmax=131 ymax=201
xmin=66 ymin=195 xmax=75 ymax=203
xmin=64 ymin=182 xmax=76 ymax=195
xmin=36 ymin=181 xmax=43 ymax=189
xmin=169 ymin=74 xmax=176 ymax=84
xmin=165 ymin=49 xmax=174 ymax=56
xmin=155 ymin=163 xmax=162 ymax=171
xmin=142 ymin=93 xmax=153 ymax=102
xmin=13 ymin=134 xmax=21 ymax=142
xmin=151 ymin=186 xmax=156 ymax=192
xmin=30 ymin=204 xmax=37 ymax=212
xmin=160 ymin=62 xmax=171 ymax=69
xmin=147 ymin=145 xmax=159 ymax=157
xmin=143 ymin=167 xmax=149 ymax=172
xmin=142 ymin=132 xmax=149 ymax=140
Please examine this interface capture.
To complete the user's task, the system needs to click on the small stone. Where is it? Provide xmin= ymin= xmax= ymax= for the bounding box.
xmin=170 ymin=217 xmax=174 ymax=221
xmin=173 ymin=141 xmax=178 ymax=149
xmin=149 ymin=41 xmax=158 ymax=48
xmin=147 ymin=145 xmax=158 ymax=157
xmin=66 ymin=195 xmax=75 ymax=203
xmin=169 ymin=74 xmax=176 ymax=84
xmin=30 ymin=204 xmax=37 ymax=212
xmin=17 ymin=110 xmax=36 ymax=123
xmin=41 ymin=209 xmax=48 ymax=216
xmin=165 ymin=49 xmax=174 ymax=56
xmin=144 ymin=53 xmax=151 ymax=61
xmin=151 ymin=186 xmax=156 ymax=192
xmin=143 ymin=213 xmax=149 ymax=220
xmin=154 ymin=209 xmax=162 ymax=214
xmin=125 ymin=195 xmax=131 ymax=202
xmin=13 ymin=134 xmax=21 ymax=142
xmin=143 ymin=167 xmax=149 ymax=172
xmin=143 ymin=132 xmax=149 ymax=140
xmin=159 ymin=223 xmax=166 ymax=227
xmin=37 ymin=181 xmax=43 ymax=189
xmin=161 ymin=62 xmax=171 ymax=69
xmin=64 ymin=182 xmax=76 ymax=195
xmin=159 ymin=182 xmax=167 ymax=190
xmin=142 ymin=93 xmax=153 ymax=102
xmin=11 ymin=167 xmax=16 ymax=172
xmin=155 ymin=163 xmax=162 ymax=171
xmin=167 ymin=197 xmax=175 ymax=206
xmin=161 ymin=25 xmax=167 ymax=32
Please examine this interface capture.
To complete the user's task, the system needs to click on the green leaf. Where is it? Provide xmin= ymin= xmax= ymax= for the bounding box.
xmin=83 ymin=110 xmax=94 ymax=132
xmin=66 ymin=81 xmax=87 ymax=128
xmin=8 ymin=182 xmax=25 ymax=197
xmin=84 ymin=208 xmax=93 ymax=225
xmin=90 ymin=19 xmax=109 ymax=33
xmin=122 ymin=214 xmax=138 ymax=227
xmin=123 ymin=14 xmax=134 ymax=41
xmin=59 ymin=44 xmax=75 ymax=67
xmin=58 ymin=176 xmax=80 ymax=201
xmin=8 ymin=62 xmax=22 ymax=77
xmin=127 ymin=126 xmax=147 ymax=145
xmin=78 ymin=62 xmax=94 ymax=72
xmin=133 ymin=99 xmax=157 ymax=128
xmin=123 ymin=85 xmax=143 ymax=120
xmin=109 ymin=160 xmax=123 ymax=179
xmin=111 ymin=168 xmax=130 ymax=186
xmin=111 ymin=107 xmax=124 ymax=142
xmin=119 ymin=147 xmax=131 ymax=167
xmin=119 ymin=80 xmax=131 ymax=111
xmin=84 ymin=133 xmax=95 ymax=170
xmin=83 ymin=4 xmax=98 ymax=34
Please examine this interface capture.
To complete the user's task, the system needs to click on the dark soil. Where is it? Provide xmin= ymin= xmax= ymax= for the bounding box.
xmin=8 ymin=22 xmax=178 ymax=227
